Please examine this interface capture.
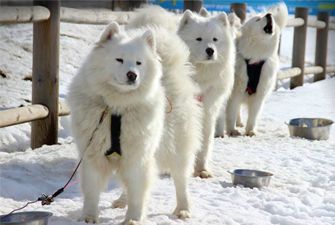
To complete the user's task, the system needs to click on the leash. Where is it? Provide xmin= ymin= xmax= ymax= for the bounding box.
xmin=4 ymin=107 xmax=109 ymax=216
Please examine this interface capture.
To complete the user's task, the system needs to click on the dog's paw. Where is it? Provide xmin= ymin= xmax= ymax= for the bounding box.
xmin=80 ymin=215 xmax=98 ymax=224
xmin=112 ymin=198 xmax=127 ymax=209
xmin=236 ymin=122 xmax=244 ymax=127
xmin=122 ymin=219 xmax=142 ymax=225
xmin=246 ymin=130 xmax=256 ymax=137
xmin=174 ymin=208 xmax=191 ymax=219
xmin=227 ymin=130 xmax=242 ymax=136
xmin=194 ymin=170 xmax=213 ymax=179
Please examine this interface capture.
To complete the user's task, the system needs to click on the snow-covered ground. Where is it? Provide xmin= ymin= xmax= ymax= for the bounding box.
xmin=1 ymin=19 xmax=335 ymax=225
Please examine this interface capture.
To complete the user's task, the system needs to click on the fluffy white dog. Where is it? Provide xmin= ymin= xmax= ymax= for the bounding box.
xmin=68 ymin=23 xmax=165 ymax=225
xmin=68 ymin=21 xmax=202 ymax=224
xmin=224 ymin=3 xmax=288 ymax=136
xmin=177 ymin=10 xmax=235 ymax=178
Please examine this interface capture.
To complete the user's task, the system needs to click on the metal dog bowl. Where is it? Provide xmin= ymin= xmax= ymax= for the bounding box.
xmin=228 ymin=169 xmax=273 ymax=188
xmin=0 ymin=211 xmax=52 ymax=225
xmin=287 ymin=118 xmax=333 ymax=140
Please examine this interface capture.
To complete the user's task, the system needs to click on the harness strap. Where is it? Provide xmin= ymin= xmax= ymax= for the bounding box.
xmin=105 ymin=114 xmax=122 ymax=157
xmin=245 ymin=59 xmax=265 ymax=95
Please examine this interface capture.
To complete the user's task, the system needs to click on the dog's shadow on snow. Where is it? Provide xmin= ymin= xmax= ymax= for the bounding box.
xmin=219 ymin=181 xmax=234 ymax=188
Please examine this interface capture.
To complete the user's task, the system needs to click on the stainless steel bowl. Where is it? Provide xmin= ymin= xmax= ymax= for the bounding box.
xmin=0 ymin=211 xmax=52 ymax=225
xmin=228 ymin=169 xmax=273 ymax=188
xmin=287 ymin=118 xmax=333 ymax=140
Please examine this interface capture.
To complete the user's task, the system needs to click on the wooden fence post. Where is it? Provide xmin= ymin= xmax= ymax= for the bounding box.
xmin=31 ymin=0 xmax=60 ymax=149
xmin=230 ymin=3 xmax=247 ymax=23
xmin=184 ymin=0 xmax=202 ymax=12
xmin=314 ymin=11 xmax=329 ymax=82
xmin=113 ymin=0 xmax=147 ymax=11
xmin=290 ymin=7 xmax=308 ymax=89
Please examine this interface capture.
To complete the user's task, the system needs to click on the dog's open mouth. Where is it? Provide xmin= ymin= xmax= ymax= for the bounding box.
xmin=263 ymin=13 xmax=273 ymax=34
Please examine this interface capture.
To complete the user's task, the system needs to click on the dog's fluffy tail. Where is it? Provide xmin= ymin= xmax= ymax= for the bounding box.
xmin=269 ymin=3 xmax=288 ymax=30
xmin=127 ymin=5 xmax=179 ymax=32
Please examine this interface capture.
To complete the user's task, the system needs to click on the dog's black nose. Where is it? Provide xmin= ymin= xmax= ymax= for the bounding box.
xmin=127 ymin=71 xmax=137 ymax=83
xmin=265 ymin=13 xmax=272 ymax=19
xmin=206 ymin=47 xmax=214 ymax=57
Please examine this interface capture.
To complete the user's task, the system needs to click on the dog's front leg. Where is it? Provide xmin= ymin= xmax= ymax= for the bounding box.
xmin=195 ymin=108 xmax=216 ymax=178
xmin=120 ymin=158 xmax=155 ymax=225
xmin=80 ymin=160 xmax=109 ymax=224
xmin=246 ymin=96 xmax=265 ymax=136
xmin=226 ymin=94 xmax=243 ymax=136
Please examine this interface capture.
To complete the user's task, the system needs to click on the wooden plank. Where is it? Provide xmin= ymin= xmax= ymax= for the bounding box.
xmin=0 ymin=104 xmax=48 ymax=128
xmin=305 ymin=66 xmax=323 ymax=75
xmin=60 ymin=7 xmax=130 ymax=25
xmin=0 ymin=102 xmax=69 ymax=128
xmin=31 ymin=0 xmax=60 ymax=149
xmin=286 ymin=18 xmax=304 ymax=27
xmin=314 ymin=12 xmax=329 ymax=82
xmin=184 ymin=0 xmax=203 ymax=12
xmin=308 ymin=20 xmax=326 ymax=29
xmin=290 ymin=7 xmax=308 ymax=89
xmin=0 ymin=6 xmax=50 ymax=23
xmin=277 ymin=67 xmax=301 ymax=80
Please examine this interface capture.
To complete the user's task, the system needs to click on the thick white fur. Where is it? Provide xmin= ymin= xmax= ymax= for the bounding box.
xmin=224 ymin=3 xmax=288 ymax=136
xmin=68 ymin=22 xmax=202 ymax=224
xmin=177 ymin=10 xmax=235 ymax=177
xmin=128 ymin=5 xmax=235 ymax=178
xmin=112 ymin=22 xmax=203 ymax=221
xmin=68 ymin=23 xmax=165 ymax=225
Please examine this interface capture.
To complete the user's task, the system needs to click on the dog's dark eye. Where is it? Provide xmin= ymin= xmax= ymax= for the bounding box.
xmin=213 ymin=37 xmax=218 ymax=42
xmin=136 ymin=61 xmax=142 ymax=66
xmin=196 ymin=37 xmax=202 ymax=41
xmin=256 ymin=18 xmax=261 ymax=22
xmin=116 ymin=58 xmax=123 ymax=64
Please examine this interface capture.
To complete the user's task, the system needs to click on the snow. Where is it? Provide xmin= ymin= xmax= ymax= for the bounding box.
xmin=1 ymin=20 xmax=335 ymax=225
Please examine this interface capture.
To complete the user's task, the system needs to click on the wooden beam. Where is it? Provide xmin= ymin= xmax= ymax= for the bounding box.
xmin=0 ymin=6 xmax=50 ymax=23
xmin=0 ymin=104 xmax=48 ymax=128
xmin=31 ymin=0 xmax=60 ymax=149
xmin=60 ymin=7 xmax=130 ymax=25
xmin=314 ymin=12 xmax=329 ymax=82
xmin=286 ymin=18 xmax=305 ymax=27
xmin=184 ymin=0 xmax=203 ymax=12
xmin=277 ymin=67 xmax=301 ymax=80
xmin=290 ymin=7 xmax=308 ymax=89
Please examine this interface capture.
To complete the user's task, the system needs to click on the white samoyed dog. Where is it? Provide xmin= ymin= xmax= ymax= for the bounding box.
xmin=224 ymin=3 xmax=288 ymax=136
xmin=177 ymin=10 xmax=235 ymax=178
xmin=129 ymin=6 xmax=236 ymax=177
xmin=68 ymin=21 xmax=202 ymax=224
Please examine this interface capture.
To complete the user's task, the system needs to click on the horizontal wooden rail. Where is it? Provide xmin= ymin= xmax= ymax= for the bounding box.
xmin=0 ymin=6 xmax=50 ymax=24
xmin=286 ymin=18 xmax=305 ymax=27
xmin=277 ymin=67 xmax=301 ymax=80
xmin=277 ymin=66 xmax=335 ymax=80
xmin=0 ymin=102 xmax=70 ymax=128
xmin=60 ymin=7 xmax=130 ymax=24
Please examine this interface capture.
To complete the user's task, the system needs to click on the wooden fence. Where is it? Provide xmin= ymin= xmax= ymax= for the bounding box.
xmin=0 ymin=1 xmax=334 ymax=149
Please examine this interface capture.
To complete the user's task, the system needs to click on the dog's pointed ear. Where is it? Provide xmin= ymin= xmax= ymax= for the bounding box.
xmin=215 ymin=12 xmax=229 ymax=27
xmin=142 ymin=30 xmax=156 ymax=51
xmin=179 ymin=9 xmax=194 ymax=30
xmin=199 ymin=7 xmax=209 ymax=17
xmin=99 ymin=22 xmax=120 ymax=43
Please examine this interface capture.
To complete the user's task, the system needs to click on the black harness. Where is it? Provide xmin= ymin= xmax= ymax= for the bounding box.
xmin=245 ymin=59 xmax=266 ymax=95
xmin=105 ymin=114 xmax=122 ymax=157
